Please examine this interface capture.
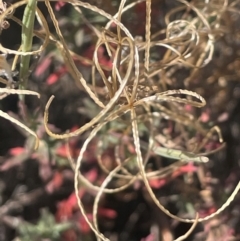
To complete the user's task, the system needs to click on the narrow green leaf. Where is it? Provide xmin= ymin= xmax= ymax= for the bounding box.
xmin=20 ymin=0 xmax=37 ymax=88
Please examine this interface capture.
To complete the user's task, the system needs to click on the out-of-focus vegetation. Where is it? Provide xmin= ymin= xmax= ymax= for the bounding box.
xmin=0 ymin=0 xmax=240 ymax=240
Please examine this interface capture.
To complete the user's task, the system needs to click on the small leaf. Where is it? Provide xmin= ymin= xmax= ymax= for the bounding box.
xmin=9 ymin=147 xmax=25 ymax=156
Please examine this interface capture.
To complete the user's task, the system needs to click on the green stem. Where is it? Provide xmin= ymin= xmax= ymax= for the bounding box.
xmin=19 ymin=0 xmax=37 ymax=90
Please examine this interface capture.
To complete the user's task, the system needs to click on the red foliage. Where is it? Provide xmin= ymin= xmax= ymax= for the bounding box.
xmin=172 ymin=163 xmax=197 ymax=178
xmin=55 ymin=1 xmax=66 ymax=11
xmin=98 ymin=208 xmax=117 ymax=219
xmin=55 ymin=143 xmax=79 ymax=159
xmin=78 ymin=214 xmax=92 ymax=234
xmin=199 ymin=206 xmax=217 ymax=218
xmin=149 ymin=163 xmax=197 ymax=189
xmin=56 ymin=168 xmax=99 ymax=223
xmin=62 ymin=229 xmax=77 ymax=241
xmin=9 ymin=147 xmax=25 ymax=155
xmin=141 ymin=234 xmax=155 ymax=241
xmin=45 ymin=171 xmax=64 ymax=194
xmin=56 ymin=168 xmax=117 ymax=237
xmin=46 ymin=66 xmax=68 ymax=85
xmin=43 ymin=44 xmax=112 ymax=85
xmin=81 ymin=45 xmax=112 ymax=68
xmin=149 ymin=178 xmax=167 ymax=189
xmin=55 ymin=132 xmax=80 ymax=158
xmin=56 ymin=192 xmax=78 ymax=222
xmin=132 ymin=2 xmax=161 ymax=35
xmin=34 ymin=56 xmax=52 ymax=77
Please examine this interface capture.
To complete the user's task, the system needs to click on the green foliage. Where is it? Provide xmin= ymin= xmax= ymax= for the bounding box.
xmin=18 ymin=209 xmax=72 ymax=241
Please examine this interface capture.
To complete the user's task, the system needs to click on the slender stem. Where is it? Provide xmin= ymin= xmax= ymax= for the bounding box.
xmin=144 ymin=0 xmax=151 ymax=78
xmin=19 ymin=0 xmax=37 ymax=90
